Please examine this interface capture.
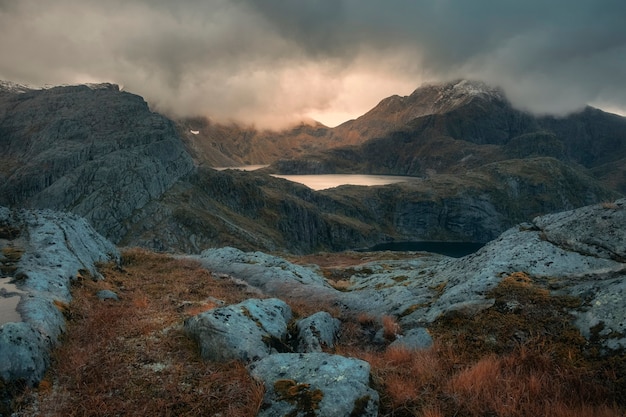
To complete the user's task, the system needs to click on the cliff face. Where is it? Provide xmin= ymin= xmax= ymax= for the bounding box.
xmin=0 ymin=84 xmax=195 ymax=242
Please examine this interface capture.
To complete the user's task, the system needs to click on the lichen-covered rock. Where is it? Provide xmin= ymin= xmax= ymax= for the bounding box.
xmin=196 ymin=247 xmax=340 ymax=303
xmin=534 ymin=198 xmax=626 ymax=261
xmin=0 ymin=322 xmax=50 ymax=385
xmin=249 ymin=352 xmax=379 ymax=417
xmin=296 ymin=311 xmax=341 ymax=353
xmin=184 ymin=298 xmax=292 ymax=362
xmin=193 ymin=200 xmax=626 ymax=354
xmin=96 ymin=290 xmax=120 ymax=301
xmin=0 ymin=206 xmax=119 ymax=393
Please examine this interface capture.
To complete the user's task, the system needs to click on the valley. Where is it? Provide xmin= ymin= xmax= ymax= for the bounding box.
xmin=1 ymin=80 xmax=622 ymax=254
xmin=1 ymin=79 xmax=625 ymax=417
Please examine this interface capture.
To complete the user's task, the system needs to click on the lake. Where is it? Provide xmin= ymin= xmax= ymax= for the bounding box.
xmin=361 ymin=241 xmax=485 ymax=258
xmin=214 ymin=166 xmax=419 ymax=190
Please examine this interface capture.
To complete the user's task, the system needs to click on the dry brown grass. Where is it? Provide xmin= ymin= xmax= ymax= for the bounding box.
xmin=333 ymin=271 xmax=625 ymax=417
xmin=445 ymin=346 xmax=617 ymax=417
xmin=14 ymin=248 xmax=264 ymax=417
xmin=381 ymin=315 xmax=401 ymax=341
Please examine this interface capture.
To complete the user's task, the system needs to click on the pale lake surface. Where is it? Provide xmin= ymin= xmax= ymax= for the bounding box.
xmin=214 ymin=166 xmax=419 ymax=190
xmin=0 ymin=278 xmax=24 ymax=325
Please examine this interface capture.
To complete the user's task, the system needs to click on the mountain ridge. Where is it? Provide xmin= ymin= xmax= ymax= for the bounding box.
xmin=0 ymin=79 xmax=622 ymax=254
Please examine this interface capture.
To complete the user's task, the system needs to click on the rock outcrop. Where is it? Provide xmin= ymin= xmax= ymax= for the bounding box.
xmin=296 ymin=312 xmax=341 ymax=353
xmin=184 ymin=297 xmax=378 ymax=415
xmin=192 ymin=199 xmax=626 ymax=353
xmin=0 ymin=206 xmax=118 ymax=406
xmin=249 ymin=353 xmax=379 ymax=417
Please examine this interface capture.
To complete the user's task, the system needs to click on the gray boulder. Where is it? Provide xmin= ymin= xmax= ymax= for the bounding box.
xmin=0 ymin=322 xmax=50 ymax=385
xmin=96 ymin=290 xmax=120 ymax=301
xmin=249 ymin=352 xmax=379 ymax=417
xmin=534 ymin=199 xmax=626 ymax=261
xmin=184 ymin=298 xmax=292 ymax=362
xmin=296 ymin=312 xmax=341 ymax=353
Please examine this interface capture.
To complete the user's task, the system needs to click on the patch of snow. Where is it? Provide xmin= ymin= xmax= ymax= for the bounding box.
xmin=0 ymin=80 xmax=32 ymax=93
xmin=84 ymin=83 xmax=119 ymax=91
xmin=431 ymin=80 xmax=505 ymax=110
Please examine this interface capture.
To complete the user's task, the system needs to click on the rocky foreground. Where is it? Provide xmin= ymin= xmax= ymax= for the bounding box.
xmin=1 ymin=199 xmax=625 ymax=415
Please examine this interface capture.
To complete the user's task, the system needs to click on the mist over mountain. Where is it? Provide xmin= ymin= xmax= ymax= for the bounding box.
xmin=265 ymin=80 xmax=626 ymax=194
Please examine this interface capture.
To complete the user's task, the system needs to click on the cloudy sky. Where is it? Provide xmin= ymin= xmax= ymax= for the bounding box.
xmin=1 ymin=0 xmax=624 ymax=127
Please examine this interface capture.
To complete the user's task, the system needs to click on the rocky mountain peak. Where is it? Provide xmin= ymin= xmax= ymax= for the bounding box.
xmin=0 ymin=82 xmax=195 ymax=243
xmin=433 ymin=79 xmax=505 ymax=102
xmin=409 ymin=79 xmax=507 ymax=113
xmin=350 ymin=79 xmax=508 ymax=133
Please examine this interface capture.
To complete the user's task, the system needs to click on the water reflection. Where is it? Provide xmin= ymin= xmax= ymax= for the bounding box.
xmin=213 ymin=166 xmax=418 ymax=190
xmin=271 ymin=174 xmax=418 ymax=190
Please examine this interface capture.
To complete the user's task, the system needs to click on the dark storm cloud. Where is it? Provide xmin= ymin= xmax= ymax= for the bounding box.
xmin=1 ymin=0 xmax=624 ymax=126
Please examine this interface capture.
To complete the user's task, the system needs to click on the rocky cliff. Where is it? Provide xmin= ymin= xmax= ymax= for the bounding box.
xmin=0 ymin=83 xmax=195 ymax=243
xmin=109 ymin=156 xmax=617 ymax=254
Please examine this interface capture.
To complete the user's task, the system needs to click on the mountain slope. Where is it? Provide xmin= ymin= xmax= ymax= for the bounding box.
xmin=0 ymin=83 xmax=195 ymax=242
xmin=267 ymin=80 xmax=626 ymax=195
xmin=0 ymin=81 xmax=620 ymax=254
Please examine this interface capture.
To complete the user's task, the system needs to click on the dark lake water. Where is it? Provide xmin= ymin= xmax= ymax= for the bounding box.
xmin=361 ymin=241 xmax=485 ymax=258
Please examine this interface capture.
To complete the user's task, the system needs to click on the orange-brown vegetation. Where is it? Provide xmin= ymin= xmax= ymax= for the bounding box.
xmin=334 ymin=271 xmax=625 ymax=417
xmin=381 ymin=315 xmax=401 ymax=341
xmin=14 ymin=248 xmax=263 ymax=417
xmin=12 ymin=253 xmax=626 ymax=417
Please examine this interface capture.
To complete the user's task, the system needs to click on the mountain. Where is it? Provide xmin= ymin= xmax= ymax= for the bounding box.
xmin=175 ymin=80 xmax=514 ymax=168
xmin=267 ymin=80 xmax=626 ymax=194
xmin=0 ymin=80 xmax=621 ymax=254
xmin=176 ymin=117 xmax=332 ymax=167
